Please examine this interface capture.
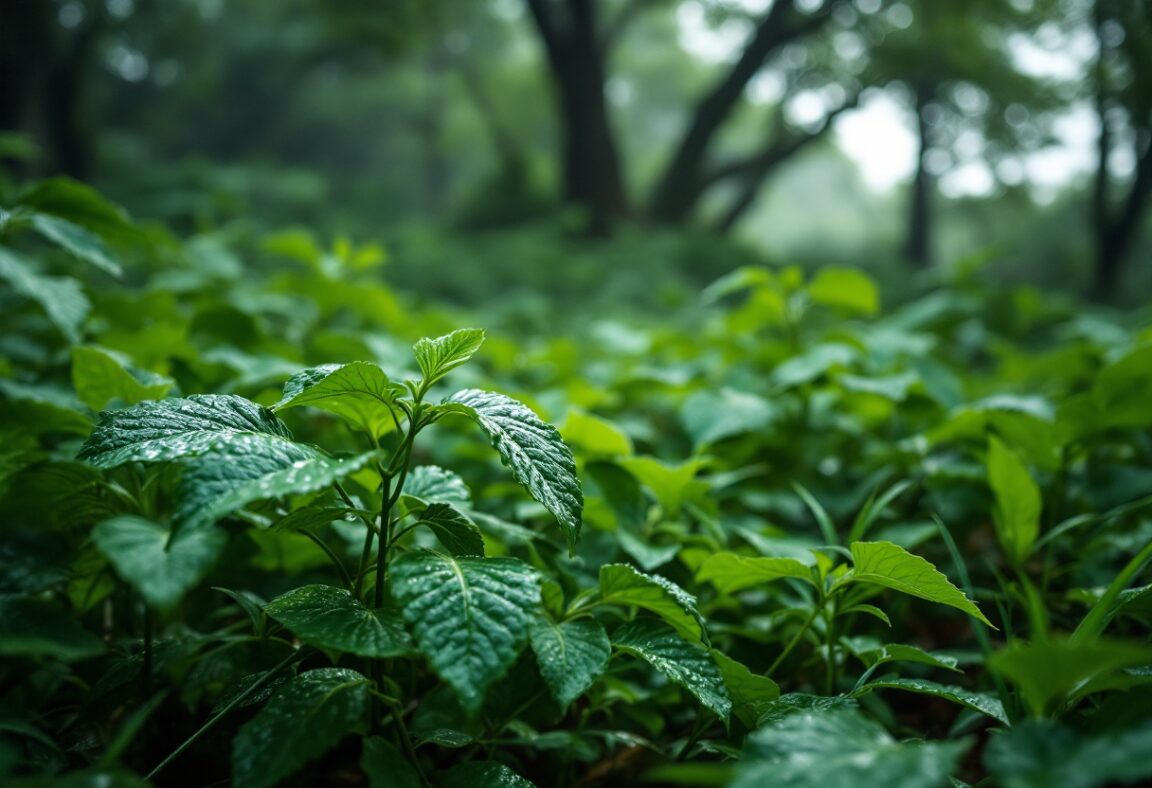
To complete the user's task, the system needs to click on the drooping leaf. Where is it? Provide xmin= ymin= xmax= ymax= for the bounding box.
xmin=413 ymin=328 xmax=485 ymax=388
xmin=78 ymin=394 xmax=294 ymax=469
xmin=264 ymin=584 xmax=414 ymax=659
xmin=0 ymin=596 xmax=104 ymax=662
xmin=361 ymin=736 xmax=422 ymax=788
xmin=443 ymin=389 xmax=582 ymax=553
xmin=846 ymin=541 xmax=994 ymax=627
xmin=273 ymin=362 xmax=400 ymax=438
xmin=0 ymin=246 xmax=89 ymax=343
xmin=987 ymin=436 xmax=1041 ymax=564
xmin=28 ymin=212 xmax=123 ymax=276
xmin=696 ymin=553 xmax=816 ymax=594
xmin=439 ymin=761 xmax=535 ymax=788
xmin=612 ymin=619 xmax=731 ymax=721
xmin=733 ymin=708 xmax=967 ymax=788
xmin=231 ymin=668 xmax=370 ymax=788
xmin=416 ymin=502 xmax=484 ymax=557
xmin=713 ymin=651 xmax=780 ymax=728
xmin=92 ymin=516 xmax=227 ymax=612
xmin=852 ymin=678 xmax=1007 ymax=724
xmin=390 ymin=551 xmax=541 ymax=713
xmin=529 ymin=617 xmax=611 ymax=710
xmin=984 ymin=719 xmax=1152 ymax=788
xmin=599 ymin=563 xmax=708 ymax=644
xmin=72 ymin=346 xmax=174 ymax=411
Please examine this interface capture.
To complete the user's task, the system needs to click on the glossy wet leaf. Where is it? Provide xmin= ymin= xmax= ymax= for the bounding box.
xmin=733 ymin=707 xmax=967 ymax=788
xmin=852 ymin=678 xmax=1007 ymax=724
xmin=0 ymin=596 xmax=104 ymax=661
xmin=847 ymin=541 xmax=994 ymax=627
xmin=444 ymin=389 xmax=583 ymax=554
xmin=92 ymin=516 xmax=227 ymax=612
xmin=264 ymin=584 xmax=414 ymax=658
xmin=439 ymin=761 xmax=535 ymax=788
xmin=390 ymin=551 xmax=540 ymax=713
xmin=78 ymin=394 xmax=294 ymax=469
xmin=0 ymin=246 xmax=89 ymax=344
xmin=987 ymin=435 xmax=1041 ymax=564
xmin=417 ymin=502 xmax=484 ymax=557
xmin=71 ymin=346 xmax=174 ymax=411
xmin=612 ymin=619 xmax=730 ymax=721
xmin=402 ymin=465 xmax=472 ymax=507
xmin=529 ymin=617 xmax=611 ymax=710
xmin=273 ymin=362 xmax=400 ymax=438
xmin=696 ymin=552 xmax=816 ymax=594
xmin=413 ymin=328 xmax=485 ymax=388
xmin=599 ymin=563 xmax=708 ymax=644
xmin=713 ymin=651 xmax=780 ymax=728
xmin=28 ymin=212 xmax=123 ymax=276
xmin=232 ymin=668 xmax=370 ymax=788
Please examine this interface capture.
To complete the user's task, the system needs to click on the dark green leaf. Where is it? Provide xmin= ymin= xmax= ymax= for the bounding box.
xmin=439 ymin=761 xmax=535 ymax=788
xmin=713 ymin=652 xmax=780 ymax=728
xmin=0 ymin=596 xmax=104 ymax=661
xmin=600 ymin=563 xmax=708 ymax=644
xmin=402 ymin=465 xmax=472 ymax=507
xmin=612 ymin=619 xmax=731 ymax=721
xmin=29 ymin=212 xmax=123 ymax=276
xmin=0 ymin=246 xmax=89 ymax=343
xmin=852 ymin=678 xmax=1007 ymax=724
xmin=264 ymin=584 xmax=414 ymax=658
xmin=417 ymin=502 xmax=484 ymax=557
xmin=529 ymin=617 xmax=611 ymax=710
xmin=273 ymin=362 xmax=400 ymax=438
xmin=361 ymin=736 xmax=422 ymax=788
xmin=984 ymin=719 xmax=1152 ymax=788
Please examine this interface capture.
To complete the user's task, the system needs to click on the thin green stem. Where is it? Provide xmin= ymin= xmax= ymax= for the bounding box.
xmin=767 ymin=605 xmax=822 ymax=677
xmin=301 ymin=530 xmax=353 ymax=590
xmin=354 ymin=522 xmax=375 ymax=602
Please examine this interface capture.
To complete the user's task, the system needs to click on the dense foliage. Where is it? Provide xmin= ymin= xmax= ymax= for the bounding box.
xmin=1 ymin=179 xmax=1151 ymax=787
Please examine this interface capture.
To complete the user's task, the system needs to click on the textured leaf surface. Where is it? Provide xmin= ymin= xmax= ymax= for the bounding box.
xmin=987 ymin=435 xmax=1041 ymax=564
xmin=402 ymin=465 xmax=472 ymax=507
xmin=391 ymin=551 xmax=541 ymax=713
xmin=439 ymin=761 xmax=535 ymax=788
xmin=848 ymin=541 xmax=994 ymax=627
xmin=0 ymin=596 xmax=104 ymax=661
xmin=78 ymin=394 xmax=293 ymax=469
xmin=417 ymin=502 xmax=484 ymax=557
xmin=696 ymin=553 xmax=815 ymax=594
xmin=413 ymin=328 xmax=485 ymax=387
xmin=0 ymin=246 xmax=89 ymax=343
xmin=600 ymin=563 xmax=708 ymax=644
xmin=92 ymin=516 xmax=227 ymax=611
xmin=713 ymin=651 xmax=780 ymax=728
xmin=853 ymin=678 xmax=1007 ymax=724
xmin=265 ymin=584 xmax=414 ymax=658
xmin=72 ymin=346 xmax=173 ymax=411
xmin=612 ymin=619 xmax=730 ymax=720
xmin=29 ymin=212 xmax=123 ymax=276
xmin=232 ymin=668 xmax=369 ymax=788
xmin=529 ymin=617 xmax=610 ymax=710
xmin=733 ymin=708 xmax=966 ymax=788
xmin=274 ymin=362 xmax=400 ymax=438
xmin=445 ymin=389 xmax=582 ymax=553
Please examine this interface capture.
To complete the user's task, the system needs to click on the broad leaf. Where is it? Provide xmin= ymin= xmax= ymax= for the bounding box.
xmin=264 ymin=584 xmax=414 ymax=658
xmin=733 ymin=708 xmax=966 ymax=788
xmin=987 ymin=436 xmax=1041 ymax=564
xmin=599 ymin=563 xmax=708 ymax=644
xmin=807 ymin=267 xmax=880 ymax=316
xmin=612 ymin=619 xmax=731 ymax=721
xmin=92 ymin=516 xmax=227 ymax=612
xmin=417 ymin=502 xmax=484 ymax=557
xmin=390 ymin=551 xmax=541 ymax=713
xmin=847 ymin=541 xmax=994 ymax=627
xmin=713 ymin=651 xmax=780 ymax=728
xmin=680 ymin=389 xmax=776 ymax=447
xmin=361 ymin=737 xmax=422 ymax=788
xmin=78 ymin=394 xmax=293 ymax=469
xmin=444 ymin=389 xmax=582 ymax=554
xmin=402 ymin=465 xmax=472 ymax=507
xmin=561 ymin=410 xmax=634 ymax=457
xmin=0 ymin=596 xmax=105 ymax=662
xmin=852 ymin=643 xmax=959 ymax=672
xmin=529 ymin=617 xmax=610 ymax=710
xmin=232 ymin=668 xmax=370 ymax=788
xmin=984 ymin=719 xmax=1152 ymax=788
xmin=29 ymin=212 xmax=123 ymax=276
xmin=274 ymin=362 xmax=400 ymax=438
xmin=696 ymin=553 xmax=816 ymax=594
xmin=0 ymin=246 xmax=89 ymax=343
xmin=853 ymin=678 xmax=1008 ymax=724
xmin=439 ymin=762 xmax=535 ymax=788
xmin=72 ymin=346 xmax=174 ymax=411
xmin=413 ymin=328 xmax=485 ymax=388
xmin=617 ymin=456 xmax=708 ymax=517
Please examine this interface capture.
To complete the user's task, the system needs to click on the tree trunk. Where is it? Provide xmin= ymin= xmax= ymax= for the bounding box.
xmin=903 ymin=84 xmax=934 ymax=268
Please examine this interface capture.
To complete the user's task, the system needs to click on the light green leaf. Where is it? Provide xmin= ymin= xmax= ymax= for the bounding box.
xmin=92 ymin=516 xmax=227 ymax=612
xmin=680 ymin=388 xmax=777 ymax=447
xmin=852 ymin=678 xmax=1007 ymax=724
xmin=807 ymin=267 xmax=880 ymax=316
xmin=529 ymin=617 xmax=611 ymax=710
xmin=264 ymin=584 xmax=414 ymax=658
xmin=0 ymin=246 xmax=89 ymax=343
xmin=0 ymin=596 xmax=104 ymax=662
xmin=361 ymin=737 xmax=422 ymax=788
xmin=416 ymin=502 xmax=484 ymax=557
xmin=232 ymin=668 xmax=370 ymax=788
xmin=273 ymin=362 xmax=400 ymax=439
xmin=78 ymin=394 xmax=294 ymax=469
xmin=733 ymin=708 xmax=966 ymax=788
xmin=713 ymin=651 xmax=780 ymax=728
xmin=612 ymin=619 xmax=731 ymax=721
xmin=390 ymin=551 xmax=540 ymax=713
xmin=987 ymin=436 xmax=1041 ymax=564
xmin=599 ymin=563 xmax=708 ymax=644
xmin=847 ymin=541 xmax=994 ymax=627
xmin=413 ymin=328 xmax=485 ymax=388
xmin=29 ymin=212 xmax=123 ymax=276
xmin=696 ymin=553 xmax=815 ymax=594
xmin=71 ymin=346 xmax=173 ymax=411
xmin=402 ymin=465 xmax=472 ymax=507
xmin=439 ymin=761 xmax=535 ymax=788
xmin=617 ymin=456 xmax=708 ymax=517
xmin=771 ymin=343 xmax=857 ymax=389
xmin=561 ymin=410 xmax=634 ymax=457
xmin=984 ymin=719 xmax=1152 ymax=788
xmin=852 ymin=643 xmax=958 ymax=672
xmin=444 ymin=389 xmax=583 ymax=554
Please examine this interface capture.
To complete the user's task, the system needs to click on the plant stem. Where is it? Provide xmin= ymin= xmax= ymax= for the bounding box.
xmin=767 ymin=605 xmax=821 ymax=677
xmin=300 ymin=530 xmax=353 ymax=590
xmin=354 ymin=522 xmax=375 ymax=602
xmin=383 ymin=697 xmax=429 ymax=787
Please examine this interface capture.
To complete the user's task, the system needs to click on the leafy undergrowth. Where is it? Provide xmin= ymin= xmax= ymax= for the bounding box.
xmin=1 ymin=179 xmax=1151 ymax=788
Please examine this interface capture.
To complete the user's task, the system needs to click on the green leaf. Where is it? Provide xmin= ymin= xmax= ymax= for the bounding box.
xmin=413 ymin=328 xmax=485 ymax=388
xmin=807 ymin=267 xmax=880 ymax=316
xmin=713 ymin=652 xmax=780 ymax=728
xmin=1092 ymin=346 xmax=1152 ymax=429
xmin=984 ymin=719 xmax=1152 ymax=788
xmin=852 ymin=643 xmax=959 ymax=672
xmin=264 ymin=584 xmax=414 ymax=658
xmin=852 ymin=678 xmax=1007 ymax=724
xmin=174 ymin=441 xmax=378 ymax=533
xmin=361 ymin=737 xmax=422 ymax=788
xmin=846 ymin=541 xmax=994 ymax=627
xmin=273 ymin=362 xmax=400 ymax=439
xmin=92 ymin=516 xmax=227 ymax=612
xmin=444 ymin=389 xmax=583 ymax=554
xmin=680 ymin=388 xmax=777 ymax=447
xmin=612 ymin=619 xmax=731 ymax=721
xmin=529 ymin=617 xmax=611 ymax=710
xmin=232 ymin=667 xmax=370 ymax=788
xmin=733 ymin=708 xmax=966 ymax=788
xmin=390 ymin=551 xmax=541 ymax=713
xmin=696 ymin=553 xmax=816 ymax=594
xmin=78 ymin=394 xmax=294 ymax=469
xmin=988 ymin=639 xmax=1152 ymax=717
xmin=561 ymin=410 xmax=634 ymax=457
xmin=71 ymin=346 xmax=174 ymax=411
xmin=987 ymin=436 xmax=1041 ymax=564
xmin=0 ymin=246 xmax=89 ymax=343
xmin=599 ymin=563 xmax=708 ymax=644
xmin=402 ymin=465 xmax=472 ymax=507
xmin=417 ymin=502 xmax=484 ymax=557
xmin=0 ymin=596 xmax=104 ymax=661
xmin=439 ymin=761 xmax=535 ymax=788
xmin=28 ymin=212 xmax=123 ymax=276
xmin=617 ymin=456 xmax=708 ymax=517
